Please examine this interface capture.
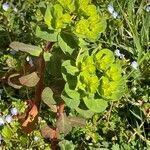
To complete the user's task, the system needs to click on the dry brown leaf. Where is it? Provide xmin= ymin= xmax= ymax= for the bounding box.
xmin=19 ymin=72 xmax=40 ymax=87
xmin=22 ymin=104 xmax=38 ymax=127
xmin=41 ymin=125 xmax=58 ymax=139
xmin=56 ymin=113 xmax=72 ymax=135
xmin=8 ymin=73 xmax=22 ymax=89
xmin=68 ymin=116 xmax=86 ymax=127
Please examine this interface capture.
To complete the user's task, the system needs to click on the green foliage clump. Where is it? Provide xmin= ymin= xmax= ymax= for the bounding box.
xmin=99 ymin=76 xmax=125 ymax=100
xmin=62 ymin=49 xmax=126 ymax=114
xmin=79 ymin=56 xmax=96 ymax=74
xmin=79 ymin=71 xmax=99 ymax=94
xmin=44 ymin=4 xmax=69 ymax=29
xmin=43 ymin=0 xmax=106 ymax=42
xmin=74 ymin=0 xmax=106 ymax=41
xmin=78 ymin=49 xmax=125 ymax=100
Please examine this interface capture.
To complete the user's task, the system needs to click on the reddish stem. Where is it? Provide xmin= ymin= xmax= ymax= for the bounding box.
xmin=50 ymin=102 xmax=65 ymax=150
xmin=57 ymin=102 xmax=65 ymax=118
xmin=20 ymin=42 xmax=54 ymax=133
xmin=34 ymin=53 xmax=45 ymax=109
xmin=34 ymin=41 xmax=54 ymax=109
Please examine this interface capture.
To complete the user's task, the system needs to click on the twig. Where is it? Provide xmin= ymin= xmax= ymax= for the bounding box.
xmin=128 ymin=122 xmax=144 ymax=143
xmin=107 ymin=102 xmax=114 ymax=124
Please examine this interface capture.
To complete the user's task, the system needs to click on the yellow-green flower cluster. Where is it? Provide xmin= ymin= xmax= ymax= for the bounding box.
xmin=78 ymin=56 xmax=99 ymax=93
xmin=44 ymin=3 xmax=72 ymax=29
xmin=74 ymin=0 xmax=106 ymax=41
xmin=76 ymin=49 xmax=125 ymax=100
xmin=94 ymin=49 xmax=125 ymax=100
xmin=44 ymin=0 xmax=106 ymax=41
xmin=57 ymin=0 xmax=75 ymax=12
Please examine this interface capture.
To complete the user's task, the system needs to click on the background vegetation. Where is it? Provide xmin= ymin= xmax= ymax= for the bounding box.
xmin=0 ymin=0 xmax=149 ymax=149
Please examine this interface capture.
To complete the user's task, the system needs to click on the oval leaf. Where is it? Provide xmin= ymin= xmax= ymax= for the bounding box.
xmin=43 ymin=51 xmax=52 ymax=61
xmin=19 ymin=72 xmax=40 ymax=87
xmin=9 ymin=41 xmax=42 ymax=56
xmin=62 ymin=60 xmax=78 ymax=76
xmin=61 ymin=95 xmax=80 ymax=109
xmin=42 ymin=87 xmax=56 ymax=105
xmin=64 ymin=83 xmax=80 ymax=100
xmin=44 ymin=5 xmax=52 ymax=27
xmin=75 ymin=108 xmax=94 ymax=118
xmin=62 ymin=83 xmax=80 ymax=109
xmin=58 ymin=32 xmax=78 ymax=55
xmin=83 ymin=97 xmax=108 ymax=113
xmin=36 ymin=26 xmax=58 ymax=42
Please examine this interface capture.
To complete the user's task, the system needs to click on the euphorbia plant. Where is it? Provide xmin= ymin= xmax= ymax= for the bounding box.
xmin=2 ymin=0 xmax=127 ymax=149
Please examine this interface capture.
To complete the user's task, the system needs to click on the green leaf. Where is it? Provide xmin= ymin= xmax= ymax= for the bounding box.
xmin=46 ymin=49 xmax=64 ymax=78
xmin=0 ymin=25 xmax=4 ymax=31
xmin=43 ymin=51 xmax=52 ymax=62
xmin=2 ymin=126 xmax=13 ymax=141
xmin=58 ymin=32 xmax=78 ymax=54
xmin=59 ymin=140 xmax=75 ymax=150
xmin=62 ymin=60 xmax=78 ymax=76
xmin=77 ymin=0 xmax=89 ymax=10
xmin=20 ymin=136 xmax=29 ymax=147
xmin=9 ymin=42 xmax=42 ymax=57
xmin=62 ymin=95 xmax=80 ymax=109
xmin=80 ymin=56 xmax=96 ymax=73
xmin=106 ymin=63 xmax=122 ymax=81
xmin=42 ymin=87 xmax=56 ymax=105
xmin=56 ymin=113 xmax=72 ymax=135
xmin=44 ymin=4 xmax=52 ymax=27
xmin=65 ymin=83 xmax=79 ymax=99
xmin=76 ymin=107 xmax=94 ymax=118
xmin=57 ymin=0 xmax=75 ymax=12
xmin=83 ymin=97 xmax=108 ymax=113
xmin=79 ymin=72 xmax=99 ymax=94
xmin=129 ymin=109 xmax=142 ymax=121
xmin=62 ymin=83 xmax=80 ymax=109
xmin=74 ymin=15 xmax=106 ymax=41
xmin=83 ymin=5 xmax=97 ymax=17
xmin=36 ymin=26 xmax=58 ymax=42
xmin=63 ymin=74 xmax=77 ymax=89
xmin=112 ymin=144 xmax=120 ymax=150
xmin=19 ymin=72 xmax=40 ymax=87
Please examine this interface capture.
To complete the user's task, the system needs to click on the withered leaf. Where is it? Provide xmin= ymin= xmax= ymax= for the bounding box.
xmin=22 ymin=104 xmax=38 ymax=127
xmin=42 ymin=87 xmax=56 ymax=105
xmin=8 ymin=73 xmax=22 ymax=89
xmin=19 ymin=72 xmax=40 ymax=87
xmin=9 ymin=41 xmax=42 ymax=57
xmin=68 ymin=116 xmax=86 ymax=127
xmin=56 ymin=113 xmax=72 ymax=135
xmin=41 ymin=125 xmax=58 ymax=139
